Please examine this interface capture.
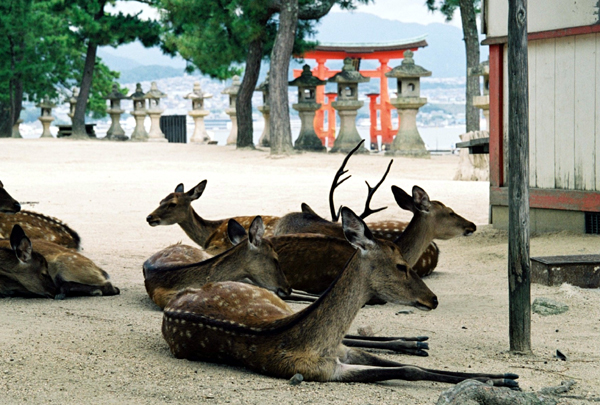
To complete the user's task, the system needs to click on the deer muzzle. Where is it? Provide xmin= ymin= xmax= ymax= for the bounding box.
xmin=463 ymin=223 xmax=477 ymax=236
xmin=146 ymin=215 xmax=161 ymax=226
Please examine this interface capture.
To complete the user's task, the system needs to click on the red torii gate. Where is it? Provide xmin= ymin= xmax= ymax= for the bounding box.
xmin=293 ymin=37 xmax=428 ymax=150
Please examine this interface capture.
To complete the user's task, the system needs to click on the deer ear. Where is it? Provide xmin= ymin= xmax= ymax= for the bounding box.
xmin=248 ymin=216 xmax=265 ymax=248
xmin=392 ymin=186 xmax=415 ymax=212
xmin=187 ymin=180 xmax=207 ymax=201
xmin=227 ymin=219 xmax=247 ymax=246
xmin=301 ymin=203 xmax=318 ymax=216
xmin=341 ymin=207 xmax=375 ymax=251
xmin=412 ymin=186 xmax=431 ymax=212
xmin=10 ymin=225 xmax=32 ymax=263
xmin=0 ymin=180 xmax=4 ymax=188
xmin=174 ymin=183 xmax=184 ymax=193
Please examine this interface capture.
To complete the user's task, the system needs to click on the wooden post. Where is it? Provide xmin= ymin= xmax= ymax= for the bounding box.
xmin=508 ymin=0 xmax=532 ymax=354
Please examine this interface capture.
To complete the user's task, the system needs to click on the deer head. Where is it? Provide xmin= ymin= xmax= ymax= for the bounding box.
xmin=146 ymin=181 xmax=207 ymax=227
xmin=0 ymin=225 xmax=56 ymax=298
xmin=226 ymin=216 xmax=291 ymax=298
xmin=0 ymin=181 xmax=21 ymax=214
xmin=392 ymin=185 xmax=476 ymax=240
xmin=340 ymin=207 xmax=438 ymax=310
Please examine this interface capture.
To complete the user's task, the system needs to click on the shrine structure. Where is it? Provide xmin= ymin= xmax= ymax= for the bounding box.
xmin=294 ymin=36 xmax=427 ymax=150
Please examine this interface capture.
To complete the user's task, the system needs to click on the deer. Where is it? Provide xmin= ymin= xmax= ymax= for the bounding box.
xmin=146 ymin=181 xmax=280 ymax=254
xmin=0 ymin=181 xmax=80 ymax=249
xmin=0 ymin=181 xmax=21 ymax=214
xmin=143 ymin=216 xmax=291 ymax=309
xmin=162 ymin=207 xmax=519 ymax=388
xmin=32 ymin=240 xmax=119 ymax=299
xmin=0 ymin=225 xmax=57 ymax=298
xmin=273 ymin=140 xmax=476 ymax=277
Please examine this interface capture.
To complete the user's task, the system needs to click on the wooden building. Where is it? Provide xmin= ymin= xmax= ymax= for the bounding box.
xmin=482 ymin=0 xmax=600 ymax=233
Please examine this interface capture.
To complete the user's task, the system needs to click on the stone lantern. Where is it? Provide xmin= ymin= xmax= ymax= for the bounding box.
xmin=144 ymin=81 xmax=167 ymax=142
xmin=469 ymin=59 xmax=490 ymax=130
xmin=36 ymin=97 xmax=56 ymax=138
xmin=184 ymin=82 xmax=212 ymax=144
xmin=328 ymin=58 xmax=370 ymax=153
xmin=255 ymin=72 xmax=270 ymax=147
xmin=67 ymin=87 xmax=79 ymax=122
xmin=11 ymin=107 xmax=24 ymax=138
xmin=222 ymin=75 xmax=241 ymax=145
xmin=385 ymin=50 xmax=431 ymax=158
xmin=104 ymin=84 xmax=128 ymax=141
xmin=289 ymin=64 xmax=326 ymax=151
xmin=129 ymin=83 xmax=148 ymax=141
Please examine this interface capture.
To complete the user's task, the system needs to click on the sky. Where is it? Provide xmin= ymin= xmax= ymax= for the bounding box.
xmin=110 ymin=0 xmax=462 ymax=28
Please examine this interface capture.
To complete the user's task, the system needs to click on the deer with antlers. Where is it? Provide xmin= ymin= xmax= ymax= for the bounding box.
xmin=273 ymin=140 xmax=476 ymax=277
xmin=143 ymin=217 xmax=290 ymax=309
xmin=162 ymin=207 xmax=518 ymax=387
xmin=146 ymin=181 xmax=280 ymax=254
xmin=0 ymin=225 xmax=57 ymax=298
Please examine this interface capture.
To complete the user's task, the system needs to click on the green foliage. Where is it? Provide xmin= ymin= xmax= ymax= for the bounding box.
xmin=425 ymin=0 xmax=480 ymax=21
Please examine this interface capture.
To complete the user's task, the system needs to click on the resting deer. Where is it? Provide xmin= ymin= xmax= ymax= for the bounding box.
xmin=32 ymin=241 xmax=119 ymax=299
xmin=143 ymin=216 xmax=291 ymax=309
xmin=0 ymin=182 xmax=80 ymax=249
xmin=0 ymin=225 xmax=57 ymax=298
xmin=274 ymin=141 xmax=476 ymax=277
xmin=146 ymin=181 xmax=279 ymax=253
xmin=162 ymin=207 xmax=518 ymax=387
xmin=0 ymin=181 xmax=21 ymax=214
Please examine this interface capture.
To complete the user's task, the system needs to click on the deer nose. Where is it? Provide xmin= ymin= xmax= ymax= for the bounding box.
xmin=146 ymin=215 xmax=153 ymax=222
xmin=276 ymin=287 xmax=291 ymax=298
xmin=14 ymin=202 xmax=21 ymax=212
xmin=464 ymin=223 xmax=477 ymax=236
xmin=432 ymin=296 xmax=439 ymax=309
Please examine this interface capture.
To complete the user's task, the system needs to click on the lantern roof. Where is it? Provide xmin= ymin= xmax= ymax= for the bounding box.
xmin=144 ymin=81 xmax=167 ymax=99
xmin=104 ymin=84 xmax=129 ymax=100
xmin=222 ymin=75 xmax=241 ymax=95
xmin=255 ymin=72 xmax=270 ymax=92
xmin=327 ymin=58 xmax=370 ymax=84
xmin=36 ymin=97 xmax=56 ymax=109
xmin=184 ymin=82 xmax=212 ymax=100
xmin=385 ymin=50 xmax=431 ymax=78
xmin=129 ymin=83 xmax=146 ymax=100
xmin=289 ymin=65 xmax=326 ymax=87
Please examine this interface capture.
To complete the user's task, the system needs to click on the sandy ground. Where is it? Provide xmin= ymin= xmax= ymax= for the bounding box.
xmin=0 ymin=138 xmax=599 ymax=404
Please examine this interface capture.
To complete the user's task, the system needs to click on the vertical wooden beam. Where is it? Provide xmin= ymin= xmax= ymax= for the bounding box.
xmin=489 ymin=44 xmax=504 ymax=188
xmin=508 ymin=0 xmax=532 ymax=354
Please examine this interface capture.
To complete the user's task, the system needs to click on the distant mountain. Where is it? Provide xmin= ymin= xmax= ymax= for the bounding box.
xmin=117 ymin=65 xmax=188 ymax=84
xmin=97 ymin=12 xmax=486 ymax=79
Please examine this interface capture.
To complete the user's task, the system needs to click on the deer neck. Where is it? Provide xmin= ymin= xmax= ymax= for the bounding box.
xmin=205 ymin=245 xmax=247 ymax=282
xmin=394 ymin=215 xmax=433 ymax=268
xmin=280 ymin=250 xmax=373 ymax=352
xmin=178 ymin=207 xmax=224 ymax=248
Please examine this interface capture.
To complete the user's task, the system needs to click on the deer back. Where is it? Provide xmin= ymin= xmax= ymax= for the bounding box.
xmin=31 ymin=240 xmax=119 ymax=298
xmin=0 ymin=225 xmax=56 ymax=298
xmin=144 ymin=217 xmax=290 ymax=309
xmin=0 ymin=181 xmax=21 ymax=214
xmin=0 ymin=210 xmax=80 ymax=250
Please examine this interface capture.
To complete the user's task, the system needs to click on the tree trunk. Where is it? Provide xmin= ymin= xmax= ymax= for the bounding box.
xmin=508 ymin=0 xmax=531 ymax=354
xmin=236 ymin=38 xmax=264 ymax=149
xmin=71 ymin=40 xmax=97 ymax=139
xmin=459 ymin=0 xmax=481 ymax=132
xmin=0 ymin=103 xmax=11 ymax=138
xmin=269 ymin=0 xmax=298 ymax=155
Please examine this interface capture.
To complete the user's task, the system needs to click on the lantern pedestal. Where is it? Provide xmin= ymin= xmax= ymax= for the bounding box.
xmin=225 ymin=108 xmax=238 ymax=145
xmin=330 ymin=100 xmax=368 ymax=154
xmin=147 ymin=109 xmax=167 ymax=142
xmin=386 ymin=97 xmax=429 ymax=158
xmin=105 ymin=107 xmax=127 ymax=141
xmin=12 ymin=119 xmax=23 ymax=139
xmin=130 ymin=110 xmax=148 ymax=141
xmin=189 ymin=109 xmax=210 ymax=143
xmin=39 ymin=116 xmax=54 ymax=138
xmin=257 ymin=105 xmax=270 ymax=147
xmin=293 ymin=102 xmax=325 ymax=151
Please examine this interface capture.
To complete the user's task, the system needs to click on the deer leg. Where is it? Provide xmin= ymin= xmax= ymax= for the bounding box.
xmin=284 ymin=290 xmax=319 ymax=303
xmin=340 ymin=349 xmax=519 ymax=387
xmin=342 ymin=338 xmax=429 ymax=356
xmin=55 ymin=281 xmax=115 ymax=298
xmin=345 ymin=334 xmax=428 ymax=342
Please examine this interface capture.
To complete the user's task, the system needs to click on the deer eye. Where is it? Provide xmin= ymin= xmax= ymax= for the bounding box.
xmin=396 ymin=264 xmax=409 ymax=274
xmin=168 ymin=203 xmax=177 ymax=209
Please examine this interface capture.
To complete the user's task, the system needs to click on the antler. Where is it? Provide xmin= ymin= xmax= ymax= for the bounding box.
xmin=359 ymin=159 xmax=393 ymax=220
xmin=330 ymin=140 xmax=365 ymax=222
